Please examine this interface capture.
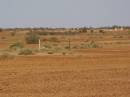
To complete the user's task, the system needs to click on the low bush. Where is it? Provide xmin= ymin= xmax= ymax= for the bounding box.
xmin=48 ymin=37 xmax=60 ymax=42
xmin=62 ymin=52 xmax=66 ymax=55
xmin=82 ymin=41 xmax=99 ymax=48
xmin=19 ymin=49 xmax=33 ymax=55
xmin=0 ymin=53 xmax=15 ymax=60
xmin=99 ymin=30 xmax=105 ymax=34
xmin=64 ymin=46 xmax=70 ymax=49
xmin=90 ymin=29 xmax=94 ymax=33
xmin=47 ymin=51 xmax=54 ymax=54
xmin=43 ymin=44 xmax=52 ymax=49
xmin=80 ymin=27 xmax=88 ymax=33
xmin=9 ymin=42 xmax=24 ymax=50
xmin=89 ymin=41 xmax=99 ymax=48
xmin=11 ymin=31 xmax=16 ymax=36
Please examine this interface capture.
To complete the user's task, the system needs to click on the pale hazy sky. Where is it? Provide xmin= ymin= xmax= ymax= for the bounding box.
xmin=0 ymin=0 xmax=130 ymax=28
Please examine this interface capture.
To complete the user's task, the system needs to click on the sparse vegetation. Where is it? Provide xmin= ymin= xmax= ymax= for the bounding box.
xmin=0 ymin=27 xmax=130 ymax=97
xmin=62 ymin=52 xmax=66 ymax=55
xmin=89 ymin=41 xmax=99 ymax=48
xmin=19 ymin=48 xmax=33 ymax=55
xmin=90 ymin=29 xmax=94 ymax=33
xmin=0 ymin=53 xmax=15 ymax=60
xmin=48 ymin=37 xmax=60 ymax=42
xmin=47 ymin=51 xmax=54 ymax=54
xmin=80 ymin=27 xmax=88 ymax=32
xmin=11 ymin=31 xmax=16 ymax=36
xmin=43 ymin=44 xmax=52 ymax=49
xmin=9 ymin=42 xmax=24 ymax=50
xmin=36 ymin=31 xmax=79 ymax=36
xmin=99 ymin=29 xmax=105 ymax=34
xmin=81 ymin=41 xmax=100 ymax=48
xmin=128 ymin=31 xmax=130 ymax=35
xmin=0 ymin=27 xmax=129 ymax=55
xmin=25 ymin=32 xmax=39 ymax=44
xmin=0 ymin=28 xmax=3 ymax=32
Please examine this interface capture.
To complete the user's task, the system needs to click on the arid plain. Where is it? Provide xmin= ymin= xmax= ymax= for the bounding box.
xmin=0 ymin=28 xmax=130 ymax=97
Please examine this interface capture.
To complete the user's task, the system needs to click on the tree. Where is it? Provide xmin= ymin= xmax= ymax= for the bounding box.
xmin=25 ymin=32 xmax=39 ymax=44
xmin=80 ymin=27 xmax=88 ymax=32
xmin=0 ymin=28 xmax=3 ymax=32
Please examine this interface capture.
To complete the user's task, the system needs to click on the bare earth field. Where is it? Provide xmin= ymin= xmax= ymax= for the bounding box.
xmin=0 ymin=29 xmax=130 ymax=97
xmin=0 ymin=47 xmax=130 ymax=97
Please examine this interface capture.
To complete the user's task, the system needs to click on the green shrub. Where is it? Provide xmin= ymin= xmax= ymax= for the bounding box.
xmin=19 ymin=49 xmax=33 ymax=55
xmin=25 ymin=32 xmax=39 ymax=44
xmin=9 ymin=42 xmax=24 ymax=50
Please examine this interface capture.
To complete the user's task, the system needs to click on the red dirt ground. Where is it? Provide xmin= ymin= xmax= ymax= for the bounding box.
xmin=0 ymin=47 xmax=130 ymax=97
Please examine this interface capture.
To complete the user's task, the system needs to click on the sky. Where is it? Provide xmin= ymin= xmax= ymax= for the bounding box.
xmin=0 ymin=0 xmax=130 ymax=28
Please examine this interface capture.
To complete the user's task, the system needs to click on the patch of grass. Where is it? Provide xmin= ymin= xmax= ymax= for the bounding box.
xmin=72 ymin=45 xmax=79 ymax=49
xmin=9 ymin=42 xmax=24 ymax=50
xmin=43 ymin=44 xmax=52 ymax=49
xmin=89 ymin=41 xmax=99 ymax=48
xmin=113 ymin=35 xmax=123 ymax=39
xmin=19 ymin=48 xmax=33 ymax=55
xmin=64 ymin=45 xmax=71 ymax=49
xmin=48 ymin=37 xmax=60 ymax=42
xmin=81 ymin=41 xmax=100 ymax=48
xmin=0 ymin=53 xmax=15 ymax=60
xmin=128 ymin=31 xmax=130 ymax=35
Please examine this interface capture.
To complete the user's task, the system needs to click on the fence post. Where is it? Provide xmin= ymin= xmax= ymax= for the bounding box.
xmin=39 ymin=39 xmax=41 ymax=50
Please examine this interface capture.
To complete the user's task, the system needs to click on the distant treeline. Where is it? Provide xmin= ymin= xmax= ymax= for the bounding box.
xmin=98 ymin=25 xmax=130 ymax=29
xmin=35 ymin=31 xmax=80 ymax=36
xmin=0 ymin=25 xmax=130 ymax=32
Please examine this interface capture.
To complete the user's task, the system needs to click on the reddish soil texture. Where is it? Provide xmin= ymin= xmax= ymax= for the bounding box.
xmin=0 ymin=47 xmax=130 ymax=97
